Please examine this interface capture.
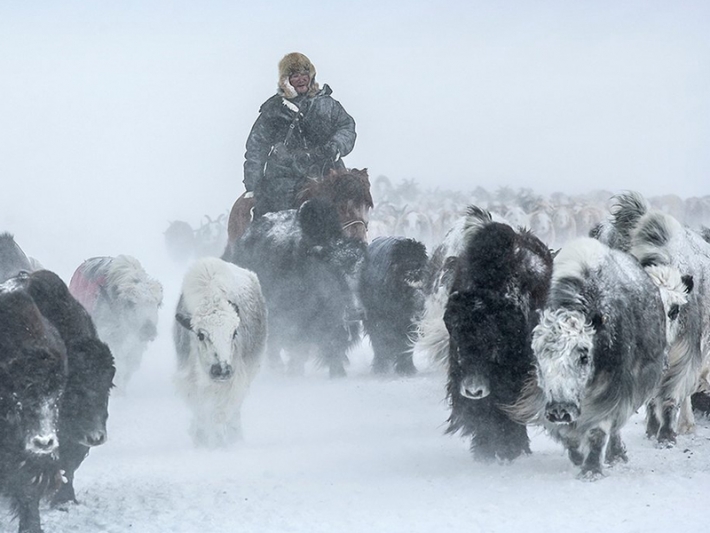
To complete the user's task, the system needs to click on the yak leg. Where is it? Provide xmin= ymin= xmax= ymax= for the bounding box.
xmin=645 ymin=399 xmax=661 ymax=440
xmin=657 ymin=398 xmax=679 ymax=447
xmin=561 ymin=436 xmax=584 ymax=466
xmin=579 ymin=427 xmax=607 ymax=479
xmin=265 ymin=339 xmax=285 ymax=373
xmin=13 ymin=481 xmax=43 ymax=533
xmin=677 ymin=396 xmax=696 ymax=435
xmin=367 ymin=324 xmax=394 ymax=375
xmin=52 ymin=443 xmax=90 ymax=507
xmin=492 ymin=411 xmax=530 ymax=461
xmin=605 ymin=430 xmax=628 ymax=465
xmin=319 ymin=337 xmax=348 ymax=379
xmin=393 ymin=325 xmax=417 ymax=376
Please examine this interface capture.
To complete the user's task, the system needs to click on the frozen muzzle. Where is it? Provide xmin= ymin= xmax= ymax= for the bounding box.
xmin=545 ymin=401 xmax=580 ymax=424
xmin=459 ymin=374 xmax=490 ymax=400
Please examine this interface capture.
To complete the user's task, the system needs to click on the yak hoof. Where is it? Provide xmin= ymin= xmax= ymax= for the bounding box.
xmin=329 ymin=364 xmax=347 ymax=379
xmin=578 ymin=468 xmax=605 ymax=482
xmin=394 ymin=361 xmax=417 ymax=377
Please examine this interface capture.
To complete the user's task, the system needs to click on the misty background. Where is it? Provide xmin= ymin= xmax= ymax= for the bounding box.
xmin=1 ymin=1 xmax=708 ymax=280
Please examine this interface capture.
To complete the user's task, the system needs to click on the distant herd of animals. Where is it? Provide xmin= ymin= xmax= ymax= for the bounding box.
xmin=2 ymin=167 xmax=710 ymax=532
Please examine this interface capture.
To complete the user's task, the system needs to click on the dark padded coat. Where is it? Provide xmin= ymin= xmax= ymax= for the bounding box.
xmin=243 ymin=84 xmax=356 ymax=217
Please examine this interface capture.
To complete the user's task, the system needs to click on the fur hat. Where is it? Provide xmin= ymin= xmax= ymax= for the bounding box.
xmin=278 ymin=52 xmax=320 ymax=98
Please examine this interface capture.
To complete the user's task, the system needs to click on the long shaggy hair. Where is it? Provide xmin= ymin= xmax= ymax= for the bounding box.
xmin=414 ymin=206 xmax=502 ymax=368
xmin=227 ymin=198 xmax=366 ymax=378
xmin=444 ymin=212 xmax=553 ymax=462
xmin=628 ymin=207 xmax=709 ymax=442
xmin=360 ymin=236 xmax=428 ymax=375
xmin=20 ymin=269 xmax=116 ymax=507
xmin=173 ymin=257 xmax=267 ymax=448
xmin=509 ymin=237 xmax=667 ymax=478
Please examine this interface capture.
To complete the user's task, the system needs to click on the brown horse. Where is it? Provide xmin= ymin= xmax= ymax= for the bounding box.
xmin=227 ymin=167 xmax=373 ymax=247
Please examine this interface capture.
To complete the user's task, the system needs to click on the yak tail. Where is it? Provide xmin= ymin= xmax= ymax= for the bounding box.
xmin=500 ymin=372 xmax=546 ymax=425
xmin=609 ymin=191 xmax=649 ymax=251
xmin=462 ymin=206 xmax=493 ymax=244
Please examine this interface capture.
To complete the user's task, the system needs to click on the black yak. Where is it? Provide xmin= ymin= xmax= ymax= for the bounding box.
xmin=359 ymin=236 xmax=428 ymax=375
xmin=443 ymin=207 xmax=553 ymax=461
xmin=0 ymin=289 xmax=68 ymax=533
xmin=17 ymin=269 xmax=116 ymax=506
xmin=225 ymin=198 xmax=366 ymax=378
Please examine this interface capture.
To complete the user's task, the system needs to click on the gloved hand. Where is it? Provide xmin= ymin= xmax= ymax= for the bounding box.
xmin=314 ymin=142 xmax=339 ymax=162
xmin=293 ymin=149 xmax=313 ymax=175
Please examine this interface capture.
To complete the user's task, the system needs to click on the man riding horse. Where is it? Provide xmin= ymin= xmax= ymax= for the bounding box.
xmin=242 ymin=52 xmax=357 ymax=218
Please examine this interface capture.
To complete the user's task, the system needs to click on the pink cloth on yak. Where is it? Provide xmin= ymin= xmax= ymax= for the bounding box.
xmin=69 ymin=261 xmax=108 ymax=314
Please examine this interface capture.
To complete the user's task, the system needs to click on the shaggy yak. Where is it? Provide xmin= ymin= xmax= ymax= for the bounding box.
xmin=225 ymin=198 xmax=366 ymax=378
xmin=413 ymin=207 xmax=510 ymax=368
xmin=174 ymin=257 xmax=267 ymax=447
xmin=0 ymin=289 xmax=68 ymax=533
xmin=359 ymin=236 xmax=428 ymax=376
xmin=593 ymin=192 xmax=703 ymax=445
xmin=69 ymin=255 xmax=163 ymax=392
xmin=443 ymin=207 xmax=553 ymax=461
xmin=15 ymin=270 xmax=116 ymax=506
xmin=510 ymin=237 xmax=684 ymax=479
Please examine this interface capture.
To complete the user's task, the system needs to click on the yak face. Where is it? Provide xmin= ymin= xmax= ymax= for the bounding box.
xmin=176 ymin=300 xmax=241 ymax=382
xmin=445 ymin=291 xmax=529 ymax=402
xmin=644 ymin=265 xmax=693 ymax=346
xmin=532 ymin=308 xmax=598 ymax=425
xmin=393 ymin=241 xmax=428 ymax=291
xmin=110 ymin=277 xmax=162 ymax=343
xmin=325 ymin=237 xmax=368 ymax=322
xmin=61 ymin=338 xmax=115 ymax=447
xmin=1 ymin=350 xmax=65 ymax=456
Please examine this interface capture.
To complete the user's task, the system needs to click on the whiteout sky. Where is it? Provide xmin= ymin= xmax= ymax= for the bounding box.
xmin=1 ymin=0 xmax=708 ymax=277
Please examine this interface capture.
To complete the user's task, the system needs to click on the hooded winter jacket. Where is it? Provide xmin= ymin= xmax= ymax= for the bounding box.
xmin=243 ymin=84 xmax=356 ymax=217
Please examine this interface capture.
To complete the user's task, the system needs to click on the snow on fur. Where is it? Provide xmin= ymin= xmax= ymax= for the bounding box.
xmin=173 ymin=257 xmax=267 ymax=447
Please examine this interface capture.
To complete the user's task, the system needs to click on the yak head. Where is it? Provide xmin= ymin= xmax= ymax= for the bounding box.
xmin=60 ymin=337 xmax=115 ymax=447
xmin=444 ymin=291 xmax=529 ymax=402
xmin=0 ymin=347 xmax=66 ymax=456
xmin=106 ymin=255 xmax=164 ymax=343
xmin=532 ymin=308 xmax=599 ymax=425
xmin=644 ymin=265 xmax=693 ymax=346
xmin=176 ymin=299 xmax=241 ymax=382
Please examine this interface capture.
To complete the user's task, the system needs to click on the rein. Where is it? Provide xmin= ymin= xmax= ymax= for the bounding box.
xmin=341 ymin=219 xmax=368 ymax=231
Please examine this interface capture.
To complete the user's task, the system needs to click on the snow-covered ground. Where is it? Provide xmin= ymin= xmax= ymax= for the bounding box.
xmin=2 ymin=271 xmax=709 ymax=533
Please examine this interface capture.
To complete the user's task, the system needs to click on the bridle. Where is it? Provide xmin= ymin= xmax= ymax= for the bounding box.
xmin=341 ymin=219 xmax=368 ymax=232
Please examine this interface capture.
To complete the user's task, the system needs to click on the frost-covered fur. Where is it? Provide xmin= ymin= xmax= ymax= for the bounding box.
xmin=360 ymin=237 xmax=428 ymax=376
xmin=173 ymin=257 xmax=266 ymax=447
xmin=225 ymin=199 xmax=366 ymax=378
xmin=0 ymin=289 xmax=68 ymax=533
xmin=69 ymin=255 xmax=163 ymax=393
xmin=627 ymin=209 xmax=709 ymax=443
xmin=510 ymin=238 xmax=667 ymax=479
xmin=444 ymin=215 xmax=552 ymax=462
xmin=414 ymin=206 xmax=509 ymax=368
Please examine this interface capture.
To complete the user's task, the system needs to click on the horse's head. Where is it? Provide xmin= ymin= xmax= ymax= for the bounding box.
xmin=298 ymin=168 xmax=373 ymax=242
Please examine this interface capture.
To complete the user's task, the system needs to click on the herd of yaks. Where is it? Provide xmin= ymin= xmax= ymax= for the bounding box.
xmin=1 ymin=189 xmax=709 ymax=532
